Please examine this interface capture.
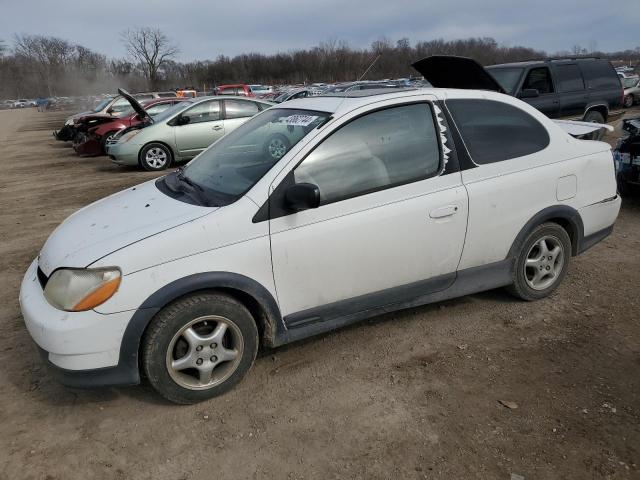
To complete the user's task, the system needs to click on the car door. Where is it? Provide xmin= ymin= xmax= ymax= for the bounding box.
xmin=519 ymin=67 xmax=560 ymax=118
xmin=174 ymin=99 xmax=224 ymax=158
xmin=268 ymin=100 xmax=468 ymax=321
xmin=552 ymin=64 xmax=587 ymax=118
xmin=222 ymin=99 xmax=261 ymax=133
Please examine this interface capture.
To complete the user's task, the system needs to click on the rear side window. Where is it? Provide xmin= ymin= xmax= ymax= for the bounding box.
xmin=294 ymin=103 xmax=441 ymax=204
xmin=554 ymin=64 xmax=585 ymax=92
xmin=224 ymin=99 xmax=260 ymax=119
xmin=579 ymin=61 xmax=620 ymax=89
xmin=447 ymin=99 xmax=549 ymax=164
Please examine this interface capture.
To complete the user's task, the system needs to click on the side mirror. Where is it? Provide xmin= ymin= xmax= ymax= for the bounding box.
xmin=284 ymin=183 xmax=320 ymax=211
xmin=520 ymin=88 xmax=540 ymax=99
xmin=106 ymin=107 xmax=114 ymax=114
xmin=175 ymin=115 xmax=191 ymax=126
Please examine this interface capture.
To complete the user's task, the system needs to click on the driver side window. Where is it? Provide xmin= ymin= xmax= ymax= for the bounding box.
xmin=523 ymin=67 xmax=554 ymax=95
xmin=183 ymin=100 xmax=221 ymax=124
xmin=293 ymin=103 xmax=441 ymax=205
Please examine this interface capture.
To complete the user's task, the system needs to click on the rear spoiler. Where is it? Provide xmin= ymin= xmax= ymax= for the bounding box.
xmin=554 ymin=119 xmax=613 ymax=138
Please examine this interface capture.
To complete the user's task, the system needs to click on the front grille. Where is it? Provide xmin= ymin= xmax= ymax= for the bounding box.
xmin=37 ymin=266 xmax=48 ymax=289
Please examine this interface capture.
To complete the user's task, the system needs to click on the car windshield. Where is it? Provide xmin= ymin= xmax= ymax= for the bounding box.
xmin=622 ymin=77 xmax=639 ymax=88
xmin=182 ymin=108 xmax=331 ymax=205
xmin=487 ymin=67 xmax=524 ymax=95
xmin=93 ymin=98 xmax=112 ymax=112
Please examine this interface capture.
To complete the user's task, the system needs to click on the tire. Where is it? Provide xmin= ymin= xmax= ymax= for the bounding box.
xmin=264 ymin=134 xmax=291 ymax=161
xmin=506 ymin=222 xmax=572 ymax=301
xmin=139 ymin=142 xmax=172 ymax=171
xmin=142 ymin=292 xmax=259 ymax=404
xmin=100 ymin=131 xmax=118 ymax=154
xmin=582 ymin=110 xmax=606 ymax=140
xmin=624 ymin=95 xmax=634 ymax=108
xmin=583 ymin=110 xmax=605 ymax=124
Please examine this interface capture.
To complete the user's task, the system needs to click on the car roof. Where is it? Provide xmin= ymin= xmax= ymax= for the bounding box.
xmin=489 ymin=58 xmax=610 ymax=69
xmin=276 ymin=88 xmax=433 ymax=114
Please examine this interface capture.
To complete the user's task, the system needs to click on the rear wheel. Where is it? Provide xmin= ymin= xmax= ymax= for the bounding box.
xmin=264 ymin=134 xmax=290 ymax=161
xmin=507 ymin=223 xmax=571 ymax=301
xmin=583 ymin=110 xmax=606 ymax=140
xmin=139 ymin=142 xmax=172 ymax=171
xmin=142 ymin=292 xmax=259 ymax=404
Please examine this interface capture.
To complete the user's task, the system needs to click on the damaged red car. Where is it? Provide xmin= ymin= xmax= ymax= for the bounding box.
xmin=73 ymin=98 xmax=188 ymax=156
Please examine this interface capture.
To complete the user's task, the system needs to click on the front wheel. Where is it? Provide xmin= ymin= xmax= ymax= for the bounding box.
xmin=139 ymin=143 xmax=172 ymax=171
xmin=100 ymin=131 xmax=118 ymax=153
xmin=142 ymin=292 xmax=259 ymax=404
xmin=506 ymin=223 xmax=572 ymax=301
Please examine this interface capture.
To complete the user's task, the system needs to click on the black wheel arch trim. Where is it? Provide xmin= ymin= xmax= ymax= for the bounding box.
xmin=116 ymin=272 xmax=284 ymax=385
xmin=507 ymin=205 xmax=584 ymax=259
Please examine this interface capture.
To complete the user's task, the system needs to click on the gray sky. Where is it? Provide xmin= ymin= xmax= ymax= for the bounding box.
xmin=0 ymin=0 xmax=637 ymax=61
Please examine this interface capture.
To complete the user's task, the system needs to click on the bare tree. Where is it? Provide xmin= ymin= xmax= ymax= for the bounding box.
xmin=120 ymin=27 xmax=179 ymax=89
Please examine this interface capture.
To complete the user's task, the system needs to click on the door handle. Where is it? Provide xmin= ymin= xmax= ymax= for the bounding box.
xmin=430 ymin=205 xmax=459 ymax=219
xmin=212 ymin=125 xmax=223 ymax=131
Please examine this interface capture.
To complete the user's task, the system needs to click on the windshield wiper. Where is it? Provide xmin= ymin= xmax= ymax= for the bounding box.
xmin=174 ymin=168 xmax=212 ymax=206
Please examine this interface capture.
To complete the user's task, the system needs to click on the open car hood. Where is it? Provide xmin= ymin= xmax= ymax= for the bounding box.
xmin=118 ymin=88 xmax=149 ymax=121
xmin=411 ymin=55 xmax=505 ymax=93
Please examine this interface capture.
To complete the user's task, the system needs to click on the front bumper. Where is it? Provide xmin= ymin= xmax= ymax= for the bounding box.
xmin=108 ymin=142 xmax=140 ymax=166
xmin=19 ymin=259 xmax=139 ymax=385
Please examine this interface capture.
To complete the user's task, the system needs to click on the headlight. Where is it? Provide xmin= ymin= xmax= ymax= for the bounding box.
xmin=44 ymin=267 xmax=121 ymax=311
xmin=65 ymin=118 xmax=74 ymax=126
xmin=120 ymin=130 xmax=142 ymax=143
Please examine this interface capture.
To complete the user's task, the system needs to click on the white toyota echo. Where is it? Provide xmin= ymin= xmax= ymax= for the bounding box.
xmin=20 ymin=57 xmax=621 ymax=404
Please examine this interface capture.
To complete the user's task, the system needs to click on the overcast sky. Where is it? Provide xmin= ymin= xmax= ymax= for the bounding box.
xmin=0 ymin=0 xmax=637 ymax=61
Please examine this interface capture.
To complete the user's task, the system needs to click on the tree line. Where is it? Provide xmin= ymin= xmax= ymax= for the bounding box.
xmin=0 ymin=31 xmax=638 ymax=99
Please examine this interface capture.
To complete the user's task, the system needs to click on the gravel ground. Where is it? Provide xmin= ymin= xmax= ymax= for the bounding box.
xmin=0 ymin=108 xmax=638 ymax=480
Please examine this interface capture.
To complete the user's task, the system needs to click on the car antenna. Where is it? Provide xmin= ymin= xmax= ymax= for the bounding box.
xmin=323 ymin=53 xmax=381 ymax=128
xmin=356 ymin=53 xmax=381 ymax=82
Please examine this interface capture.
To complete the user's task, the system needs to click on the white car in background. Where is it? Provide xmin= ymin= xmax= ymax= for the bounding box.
xmin=19 ymin=56 xmax=620 ymax=404
xmin=622 ymin=75 xmax=640 ymax=108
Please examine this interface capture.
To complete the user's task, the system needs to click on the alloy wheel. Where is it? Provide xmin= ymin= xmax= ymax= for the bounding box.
xmin=524 ymin=235 xmax=565 ymax=291
xmin=165 ymin=315 xmax=244 ymax=390
xmin=268 ymin=138 xmax=287 ymax=160
xmin=145 ymin=147 xmax=168 ymax=169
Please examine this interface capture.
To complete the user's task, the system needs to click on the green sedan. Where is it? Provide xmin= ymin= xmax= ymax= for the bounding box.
xmin=107 ymin=92 xmax=274 ymax=171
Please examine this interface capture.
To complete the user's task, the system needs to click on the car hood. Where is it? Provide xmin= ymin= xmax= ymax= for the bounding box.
xmin=118 ymin=88 xmax=149 ymax=121
xmin=38 ymin=179 xmax=214 ymax=276
xmin=411 ymin=55 xmax=505 ymax=93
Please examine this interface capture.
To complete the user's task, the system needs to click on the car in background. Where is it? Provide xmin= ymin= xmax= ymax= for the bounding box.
xmin=13 ymin=99 xmax=30 ymax=108
xmin=108 ymin=90 xmax=273 ymax=170
xmin=622 ymin=76 xmax=640 ymax=108
xmin=249 ymin=85 xmax=274 ymax=97
xmin=273 ymin=88 xmax=317 ymax=103
xmin=322 ymin=81 xmax=402 ymax=94
xmin=614 ymin=117 xmax=640 ymax=195
xmin=216 ymin=84 xmax=254 ymax=97
xmin=73 ymin=98 xmax=190 ymax=156
xmin=486 ymin=57 xmax=623 ymax=125
xmin=54 ymin=91 xmax=177 ymax=141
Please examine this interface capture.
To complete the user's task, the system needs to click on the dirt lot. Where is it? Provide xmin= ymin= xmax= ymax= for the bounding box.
xmin=0 ymin=108 xmax=638 ymax=480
